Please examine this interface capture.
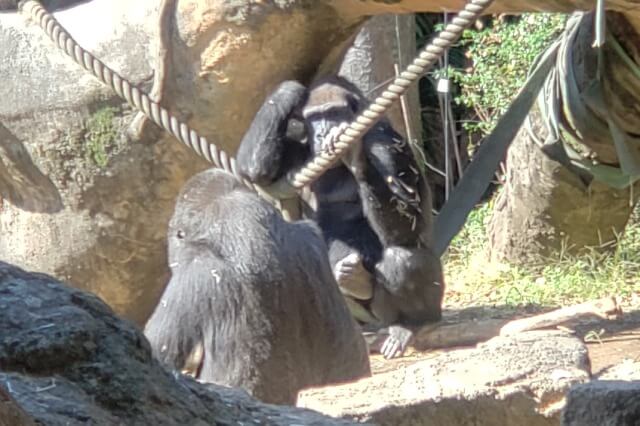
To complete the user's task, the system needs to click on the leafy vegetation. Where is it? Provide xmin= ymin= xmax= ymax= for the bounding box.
xmin=432 ymin=13 xmax=640 ymax=309
xmin=450 ymin=14 xmax=566 ymax=136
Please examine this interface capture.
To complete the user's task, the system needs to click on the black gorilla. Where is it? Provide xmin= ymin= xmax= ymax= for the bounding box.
xmin=237 ymin=76 xmax=445 ymax=359
xmin=144 ymin=168 xmax=371 ymax=405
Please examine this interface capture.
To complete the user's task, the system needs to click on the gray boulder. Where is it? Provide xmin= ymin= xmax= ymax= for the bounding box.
xmin=0 ymin=260 xmax=363 ymax=425
xmin=562 ymin=380 xmax=640 ymax=426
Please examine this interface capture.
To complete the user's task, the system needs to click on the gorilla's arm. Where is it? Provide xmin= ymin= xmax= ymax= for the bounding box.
xmin=371 ymin=246 xmax=445 ymax=358
xmin=363 ymin=123 xmax=424 ymax=217
xmin=144 ymin=255 xmax=220 ymax=372
xmin=345 ymin=122 xmax=443 ymax=359
xmin=353 ymin=127 xmax=432 ymax=248
xmin=237 ymin=81 xmax=309 ymax=186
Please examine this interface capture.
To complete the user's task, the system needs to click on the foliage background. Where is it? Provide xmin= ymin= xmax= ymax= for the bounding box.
xmin=415 ymin=13 xmax=640 ymax=309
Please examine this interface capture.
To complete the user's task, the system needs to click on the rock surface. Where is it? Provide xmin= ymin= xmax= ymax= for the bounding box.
xmin=561 ymin=380 xmax=640 ymax=426
xmin=0 ymin=261 xmax=362 ymax=425
xmin=597 ymin=359 xmax=640 ymax=381
xmin=165 ymin=0 xmax=364 ymax=156
xmin=0 ymin=386 xmax=36 ymax=426
xmin=299 ymin=331 xmax=591 ymax=425
xmin=0 ymin=0 xmax=208 ymax=325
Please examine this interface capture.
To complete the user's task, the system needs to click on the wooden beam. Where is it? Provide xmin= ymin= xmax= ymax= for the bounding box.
xmin=330 ymin=0 xmax=639 ymax=17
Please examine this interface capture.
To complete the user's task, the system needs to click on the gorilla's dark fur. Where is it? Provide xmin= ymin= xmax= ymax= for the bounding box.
xmin=144 ymin=168 xmax=370 ymax=405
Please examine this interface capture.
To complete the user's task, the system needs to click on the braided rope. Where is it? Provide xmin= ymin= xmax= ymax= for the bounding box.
xmin=19 ymin=0 xmax=493 ymax=194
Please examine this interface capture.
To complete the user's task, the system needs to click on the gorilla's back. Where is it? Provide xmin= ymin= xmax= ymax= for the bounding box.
xmin=149 ymin=168 xmax=369 ymax=406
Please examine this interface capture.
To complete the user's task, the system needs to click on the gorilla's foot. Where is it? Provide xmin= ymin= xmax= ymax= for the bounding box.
xmin=380 ymin=325 xmax=413 ymax=359
xmin=366 ymin=325 xmax=414 ymax=359
xmin=334 ymin=253 xmax=373 ymax=300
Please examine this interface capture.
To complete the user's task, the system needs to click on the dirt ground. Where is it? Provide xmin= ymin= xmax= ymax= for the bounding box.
xmin=369 ymin=295 xmax=640 ymax=378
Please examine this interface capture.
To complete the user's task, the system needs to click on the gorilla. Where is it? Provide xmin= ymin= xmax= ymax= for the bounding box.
xmin=144 ymin=168 xmax=371 ymax=406
xmin=237 ymin=76 xmax=445 ymax=359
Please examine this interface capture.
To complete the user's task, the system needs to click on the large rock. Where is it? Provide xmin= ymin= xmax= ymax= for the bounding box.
xmin=164 ymin=0 xmax=365 ymax=156
xmin=0 ymin=0 xmax=208 ymax=325
xmin=561 ymin=381 xmax=640 ymax=426
xmin=299 ymin=331 xmax=591 ymax=425
xmin=0 ymin=261 xmax=362 ymax=425
xmin=562 ymin=360 xmax=640 ymax=426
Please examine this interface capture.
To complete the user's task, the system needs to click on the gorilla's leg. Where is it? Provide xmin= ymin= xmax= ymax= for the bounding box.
xmin=344 ymin=297 xmax=380 ymax=325
xmin=370 ymin=246 xmax=445 ymax=358
xmin=324 ymin=221 xmax=382 ymax=302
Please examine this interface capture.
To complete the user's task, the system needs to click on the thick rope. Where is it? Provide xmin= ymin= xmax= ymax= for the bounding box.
xmin=19 ymin=0 xmax=493 ymax=193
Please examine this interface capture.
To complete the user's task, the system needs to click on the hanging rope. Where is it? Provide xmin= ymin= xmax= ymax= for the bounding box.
xmin=18 ymin=0 xmax=493 ymax=195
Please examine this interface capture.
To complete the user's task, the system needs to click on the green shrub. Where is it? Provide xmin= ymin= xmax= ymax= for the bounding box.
xmin=450 ymin=14 xmax=567 ymax=136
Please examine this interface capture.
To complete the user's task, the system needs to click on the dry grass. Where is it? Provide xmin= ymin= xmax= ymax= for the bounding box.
xmin=443 ymin=201 xmax=640 ymax=310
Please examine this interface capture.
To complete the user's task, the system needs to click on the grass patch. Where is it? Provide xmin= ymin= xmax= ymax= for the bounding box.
xmin=444 ymin=203 xmax=640 ymax=309
xmin=85 ymin=106 xmax=118 ymax=168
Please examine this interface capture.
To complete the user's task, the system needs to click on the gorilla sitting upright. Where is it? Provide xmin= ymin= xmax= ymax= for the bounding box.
xmin=145 ymin=168 xmax=371 ymax=406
